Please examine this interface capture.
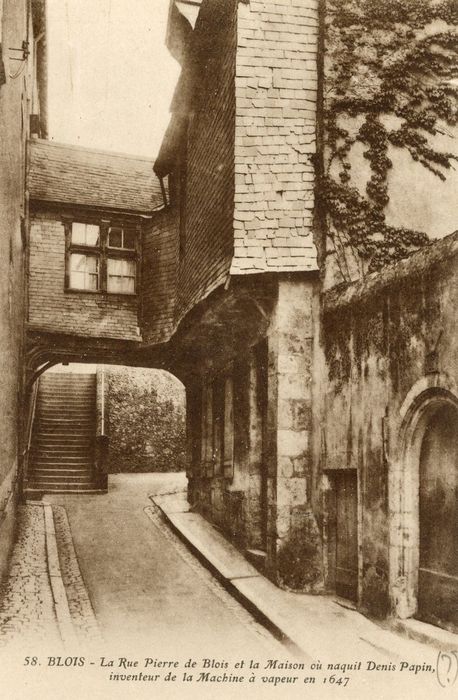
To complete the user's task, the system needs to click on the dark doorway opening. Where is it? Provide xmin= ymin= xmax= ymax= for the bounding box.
xmin=417 ymin=404 xmax=458 ymax=631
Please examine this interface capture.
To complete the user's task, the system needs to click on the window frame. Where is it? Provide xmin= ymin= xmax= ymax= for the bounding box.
xmin=63 ymin=216 xmax=140 ymax=296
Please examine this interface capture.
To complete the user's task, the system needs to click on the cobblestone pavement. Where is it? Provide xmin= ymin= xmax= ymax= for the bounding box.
xmin=0 ymin=504 xmax=62 ymax=653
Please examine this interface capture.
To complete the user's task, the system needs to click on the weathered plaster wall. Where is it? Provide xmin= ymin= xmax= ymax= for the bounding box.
xmin=317 ymin=232 xmax=458 ymax=618
xmin=0 ymin=0 xmax=35 ymax=580
xmin=332 ymin=116 xmax=458 ymax=241
xmin=28 ymin=210 xmax=140 ymax=341
xmin=103 ymin=366 xmax=186 ymax=473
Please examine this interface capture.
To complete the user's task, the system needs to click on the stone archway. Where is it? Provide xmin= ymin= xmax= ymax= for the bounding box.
xmin=393 ymin=382 xmax=458 ymax=630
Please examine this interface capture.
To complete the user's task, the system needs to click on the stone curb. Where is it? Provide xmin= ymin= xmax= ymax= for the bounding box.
xmin=28 ymin=501 xmax=79 ymax=648
xmin=148 ymin=498 xmax=304 ymax=657
xmin=50 ymin=505 xmax=104 ymax=644
xmin=390 ymin=618 xmax=458 ymax=653
xmin=150 ymin=495 xmax=458 ymax=657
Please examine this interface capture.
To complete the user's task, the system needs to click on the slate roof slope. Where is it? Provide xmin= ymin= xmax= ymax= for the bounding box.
xmin=29 ymin=139 xmax=163 ymax=213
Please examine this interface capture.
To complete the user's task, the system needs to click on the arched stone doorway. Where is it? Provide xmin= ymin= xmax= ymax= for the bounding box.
xmin=395 ymin=383 xmax=458 ymax=631
xmin=417 ymin=403 xmax=458 ymax=629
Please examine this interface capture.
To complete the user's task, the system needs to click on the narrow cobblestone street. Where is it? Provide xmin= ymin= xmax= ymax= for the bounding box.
xmin=45 ymin=473 xmax=286 ymax=658
xmin=0 ymin=474 xmax=454 ymax=700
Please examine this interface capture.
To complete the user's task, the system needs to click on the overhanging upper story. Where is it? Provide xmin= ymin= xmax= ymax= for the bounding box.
xmin=155 ymin=0 xmax=320 ymax=322
xmin=27 ymin=139 xmax=164 ymax=349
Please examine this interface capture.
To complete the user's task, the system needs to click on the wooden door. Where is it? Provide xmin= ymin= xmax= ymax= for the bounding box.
xmin=418 ymin=405 xmax=458 ymax=630
xmin=335 ymin=471 xmax=358 ymax=601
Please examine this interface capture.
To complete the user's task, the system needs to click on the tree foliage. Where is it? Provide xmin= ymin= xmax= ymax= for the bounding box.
xmin=322 ymin=0 xmax=457 ymax=272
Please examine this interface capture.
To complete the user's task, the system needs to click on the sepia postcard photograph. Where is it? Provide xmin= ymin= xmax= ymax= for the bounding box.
xmin=0 ymin=0 xmax=457 ymax=698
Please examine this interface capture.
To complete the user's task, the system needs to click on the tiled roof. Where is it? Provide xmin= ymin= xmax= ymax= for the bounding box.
xmin=29 ymin=139 xmax=163 ymax=213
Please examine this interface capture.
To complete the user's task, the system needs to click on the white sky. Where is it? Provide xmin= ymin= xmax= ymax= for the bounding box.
xmin=47 ymin=0 xmax=180 ymax=158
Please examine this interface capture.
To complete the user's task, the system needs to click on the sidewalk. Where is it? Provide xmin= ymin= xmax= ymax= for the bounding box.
xmin=0 ymin=500 xmax=102 ymax=656
xmin=151 ymin=490 xmax=458 ymax=661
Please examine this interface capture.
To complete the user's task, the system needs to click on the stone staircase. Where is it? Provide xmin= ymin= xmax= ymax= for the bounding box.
xmin=26 ymin=372 xmax=101 ymax=496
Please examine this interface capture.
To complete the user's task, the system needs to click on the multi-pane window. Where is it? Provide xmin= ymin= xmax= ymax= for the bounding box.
xmin=107 ymin=258 xmax=135 ymax=294
xmin=108 ymin=225 xmax=136 ymax=250
xmin=70 ymin=253 xmax=99 ymax=291
xmin=71 ymin=222 xmax=100 ymax=247
xmin=68 ymin=223 xmax=101 ymax=291
xmin=65 ymin=220 xmax=138 ymax=295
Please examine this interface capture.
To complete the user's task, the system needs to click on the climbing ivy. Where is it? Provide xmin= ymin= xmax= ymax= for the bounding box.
xmin=321 ymin=0 xmax=457 ymax=272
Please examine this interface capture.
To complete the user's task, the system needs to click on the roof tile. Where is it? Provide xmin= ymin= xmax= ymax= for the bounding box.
xmin=28 ymin=139 xmax=163 ymax=213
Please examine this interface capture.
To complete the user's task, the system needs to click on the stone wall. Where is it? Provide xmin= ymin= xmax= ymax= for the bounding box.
xmin=186 ymin=274 xmax=322 ymax=591
xmin=231 ymin=0 xmax=318 ymax=274
xmin=316 ymin=232 xmax=458 ymax=619
xmin=28 ymin=210 xmax=140 ymax=341
xmin=266 ymin=275 xmax=322 ymax=590
xmin=104 ymin=366 xmax=186 ymax=473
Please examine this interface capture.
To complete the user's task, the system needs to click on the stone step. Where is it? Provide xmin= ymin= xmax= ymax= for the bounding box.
xmin=33 ymin=459 xmax=93 ymax=467
xmin=33 ymin=454 xmax=94 ymax=466
xmin=38 ymin=393 xmax=95 ymax=401
xmin=37 ymin=401 xmax=95 ymax=413
xmin=39 ymin=381 xmax=95 ymax=387
xmin=35 ymin=441 xmax=93 ymax=449
xmin=35 ymin=423 xmax=93 ymax=431
xmin=26 ymin=487 xmax=102 ymax=496
xmin=31 ymin=467 xmax=93 ymax=475
xmin=26 ymin=484 xmax=100 ymax=494
xmin=36 ymin=432 xmax=94 ymax=439
xmin=39 ymin=378 xmax=95 ymax=385
xmin=35 ymin=446 xmax=93 ymax=454
xmin=33 ymin=441 xmax=92 ymax=449
xmin=36 ymin=424 xmax=94 ymax=431
xmin=29 ymin=471 xmax=93 ymax=480
xmin=39 ymin=388 xmax=94 ymax=393
xmin=33 ymin=460 xmax=93 ymax=469
xmin=37 ymin=414 xmax=95 ymax=422
xmin=38 ymin=388 xmax=95 ymax=394
xmin=38 ymin=392 xmax=95 ymax=400
xmin=38 ymin=403 xmax=94 ymax=409
xmin=33 ymin=448 xmax=92 ymax=458
xmin=29 ymin=474 xmax=94 ymax=488
xmin=40 ymin=373 xmax=96 ymax=387
xmin=27 ymin=478 xmax=94 ymax=484
xmin=37 ymin=415 xmax=93 ymax=421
